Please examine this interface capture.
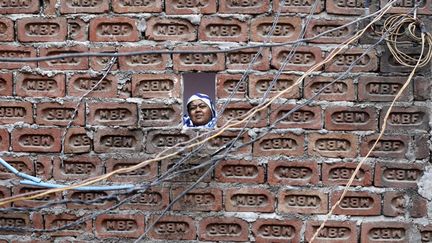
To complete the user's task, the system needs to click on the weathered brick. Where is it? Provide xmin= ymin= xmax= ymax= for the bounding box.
xmin=322 ymin=162 xmax=372 ymax=186
xmin=253 ymin=132 xmax=304 ymax=157
xmin=53 ymin=155 xmax=103 ymax=180
xmin=67 ymin=18 xmax=88 ymax=41
xmin=88 ymin=102 xmax=137 ymax=126
xmin=306 ymin=19 xmax=356 ymax=44
xmin=249 ymin=73 xmax=300 ymax=99
xmin=95 ymin=214 xmax=145 ymax=238
xmin=145 ymin=129 xmax=192 ymax=153
xmin=252 ymin=218 xmax=302 ymax=243
xmin=165 ymin=0 xmax=216 ymax=14
xmin=105 ymin=157 xmax=158 ymax=182
xmin=198 ymin=217 xmax=249 ymax=242
xmin=271 ymin=46 xmax=323 ymax=71
xmin=215 ymin=160 xmax=265 ymax=183
xmin=380 ymin=106 xmax=429 ymax=132
xmin=0 ymin=45 xmax=37 ymax=69
xmin=17 ymin=18 xmax=67 ymax=42
xmin=305 ymin=220 xmax=358 ymax=242
xmin=414 ymin=133 xmax=430 ymax=159
xmin=173 ymin=46 xmax=225 ymax=71
xmin=119 ymin=46 xmax=169 ymax=71
xmin=268 ymin=160 xmax=319 ymax=186
xmin=12 ymin=185 xmax=61 ymax=208
xmin=0 ymin=101 xmax=33 ymax=124
xmin=120 ymin=187 xmax=168 ymax=211
xmin=139 ymin=102 xmax=182 ymax=127
xmin=361 ymin=221 xmax=410 ymax=243
xmin=112 ymin=0 xmax=162 ymax=13
xmin=380 ymin=45 xmax=429 ymax=73
xmin=0 ymin=156 xmax=33 ymax=180
xmin=273 ymin=0 xmax=324 ymax=13
xmin=278 ymin=189 xmax=328 ymax=214
xmin=418 ymin=224 xmax=432 ymax=242
xmin=35 ymin=155 xmax=53 ymax=180
xmin=94 ymin=128 xmax=143 ymax=153
xmin=206 ymin=129 xmax=251 ymax=154
xmin=251 ymin=17 xmax=302 ymax=42
xmin=0 ymin=186 xmax=11 ymax=208
xmin=216 ymin=102 xmax=268 ymax=128
xmin=308 ymin=133 xmax=358 ymax=158
xmin=331 ymin=190 xmax=381 ymax=216
xmin=149 ymin=215 xmax=196 ymax=240
xmin=226 ymin=48 xmax=270 ymax=71
xmin=59 ymin=0 xmax=109 ymax=13
xmin=89 ymin=47 xmax=118 ymax=71
xmin=39 ymin=46 xmax=89 ymax=70
xmin=325 ymin=106 xmax=377 ymax=131
xmin=0 ymin=213 xmax=33 ymax=234
xmin=414 ymin=76 xmax=432 ymax=101
xmin=12 ymin=128 xmax=62 ymax=153
xmin=68 ymin=73 xmax=118 ymax=98
xmin=304 ymin=76 xmax=355 ymax=101
xmin=131 ymin=74 xmax=181 ymax=99
xmin=89 ymin=17 xmax=139 ymax=42
xmin=64 ymin=127 xmax=92 ymax=154
xmin=16 ymin=73 xmax=66 ymax=98
xmin=381 ymin=0 xmax=432 ymax=14
xmin=326 ymin=48 xmax=378 ymax=72
xmin=145 ymin=17 xmax=195 ymax=41
xmin=199 ymin=16 xmax=248 ymax=42
xmin=0 ymin=0 xmax=39 ymax=14
xmin=409 ymin=194 xmax=428 ymax=218
xmin=327 ymin=0 xmax=371 ymax=15
xmin=172 ymin=187 xmax=222 ymax=212
xmin=358 ymin=76 xmax=413 ymax=102
xmin=0 ymin=18 xmax=14 ymax=41
xmin=382 ymin=191 xmax=406 ymax=217
xmin=65 ymin=190 xmax=116 ymax=209
xmin=0 ymin=129 xmax=9 ymax=152
xmin=160 ymin=156 xmax=212 ymax=183
xmin=0 ymin=73 xmax=12 ymax=96
xmin=216 ymin=73 xmax=248 ymax=99
xmin=35 ymin=102 xmax=85 ymax=126
xmin=270 ymin=104 xmax=322 ymax=129
xmin=360 ymin=134 xmax=409 ymax=158
xmin=225 ymin=187 xmax=275 ymax=212
xmin=44 ymin=213 xmax=92 ymax=237
xmin=375 ymin=162 xmax=424 ymax=189
xmin=220 ymin=0 xmax=270 ymax=13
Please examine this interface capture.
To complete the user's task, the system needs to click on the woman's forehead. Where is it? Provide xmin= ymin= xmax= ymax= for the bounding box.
xmin=189 ymin=99 xmax=208 ymax=106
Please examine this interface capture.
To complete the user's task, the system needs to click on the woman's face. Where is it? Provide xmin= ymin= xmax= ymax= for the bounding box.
xmin=188 ymin=100 xmax=212 ymax=126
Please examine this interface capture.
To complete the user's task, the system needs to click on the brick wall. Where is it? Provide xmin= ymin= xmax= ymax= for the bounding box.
xmin=0 ymin=0 xmax=431 ymax=242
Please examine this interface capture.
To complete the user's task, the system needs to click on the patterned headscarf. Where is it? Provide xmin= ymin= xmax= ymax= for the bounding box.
xmin=183 ymin=93 xmax=217 ymax=128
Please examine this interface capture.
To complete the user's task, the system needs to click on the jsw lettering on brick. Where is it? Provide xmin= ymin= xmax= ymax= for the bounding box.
xmin=224 ymin=80 xmax=246 ymax=92
xmin=208 ymin=25 xmax=240 ymax=37
xmin=312 ymin=25 xmax=349 ymax=37
xmin=258 ymin=225 xmax=295 ymax=238
xmin=120 ymin=0 xmax=152 ymax=6
xmin=283 ymin=0 xmax=314 ymax=6
xmin=389 ymin=112 xmax=423 ymax=125
xmin=340 ymin=197 xmax=372 ymax=208
xmin=332 ymin=111 xmax=369 ymax=123
xmin=129 ymin=54 xmax=161 ymax=64
xmin=383 ymin=169 xmax=420 ymax=181
xmin=114 ymin=163 xmax=150 ymax=176
xmin=155 ymin=24 xmax=188 ymax=35
xmin=285 ymin=52 xmax=314 ymax=64
xmin=0 ymin=107 xmax=26 ymax=117
xmin=329 ymin=167 xmax=364 ymax=180
xmin=285 ymin=195 xmax=320 ymax=207
xmin=392 ymin=0 xmax=425 ymax=7
xmin=275 ymin=166 xmax=311 ymax=179
xmin=174 ymin=0 xmax=209 ymax=8
xmin=335 ymin=54 xmax=370 ymax=66
xmin=207 ymin=223 xmax=241 ymax=236
xmin=0 ymin=0 xmax=30 ymax=7
xmin=181 ymin=53 xmax=216 ymax=65
xmin=24 ymin=79 xmax=57 ymax=91
xmin=369 ymin=228 xmax=405 ymax=240
xmin=154 ymin=135 xmax=188 ymax=147
xmin=139 ymin=80 xmax=173 ymax=91
xmin=228 ymin=53 xmax=257 ymax=64
xmin=102 ymin=136 xmax=135 ymax=148
xmin=129 ymin=192 xmax=161 ymax=205
xmin=311 ymin=82 xmax=347 ymax=94
xmin=279 ymin=110 xmax=314 ymax=122
xmin=256 ymin=80 xmax=291 ymax=92
xmin=232 ymin=194 xmax=267 ymax=206
xmin=155 ymin=222 xmax=188 ymax=234
xmin=63 ymin=162 xmax=94 ymax=174
xmin=142 ymin=108 xmax=172 ymax=120
xmin=228 ymin=0 xmax=260 ymax=7
xmin=104 ymin=219 xmax=137 ymax=231
xmin=45 ymin=108 xmax=75 ymax=120
xmin=0 ymin=51 xmax=31 ymax=58
xmin=26 ymin=23 xmax=59 ymax=36
xmin=0 ymin=218 xmax=26 ymax=227
xmin=316 ymin=226 xmax=350 ymax=239
xmin=182 ymin=193 xmax=214 ymax=205
xmin=222 ymin=165 xmax=257 ymax=177
xmin=99 ymin=24 xmax=132 ymax=36
xmin=336 ymin=0 xmax=364 ymax=7
xmin=21 ymin=135 xmax=53 ymax=147
xmin=77 ymin=79 xmax=110 ymax=91
xmin=70 ymin=134 xmax=91 ymax=146
xmin=97 ymin=109 xmax=130 ymax=121
xmin=372 ymin=140 xmax=403 ymax=151
xmin=316 ymin=139 xmax=350 ymax=151
xmin=52 ymin=219 xmax=84 ymax=230
xmin=72 ymin=191 xmax=107 ymax=201
xmin=367 ymin=83 xmax=400 ymax=95
xmin=261 ymin=138 xmax=297 ymax=150
xmin=70 ymin=0 xmax=100 ymax=7
xmin=259 ymin=24 xmax=294 ymax=36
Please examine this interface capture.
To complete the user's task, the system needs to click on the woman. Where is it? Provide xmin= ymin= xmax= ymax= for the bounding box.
xmin=183 ymin=93 xmax=216 ymax=128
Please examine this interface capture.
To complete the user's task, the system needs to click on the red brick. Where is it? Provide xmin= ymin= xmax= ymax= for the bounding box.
xmin=268 ymin=160 xmax=319 ymax=186
xmin=17 ymin=18 xmax=67 ymax=42
xmin=89 ymin=17 xmax=139 ymax=42
xmin=112 ymin=0 xmax=162 ymax=13
xmin=380 ymin=106 xmax=429 ymax=132
xmin=380 ymin=45 xmax=429 ymax=73
xmin=59 ymin=0 xmax=109 ymax=13
xmin=39 ymin=46 xmax=89 ymax=70
xmin=220 ymin=0 xmax=270 ymax=13
xmin=414 ymin=76 xmax=432 ymax=101
xmin=68 ymin=73 xmax=118 ymax=98
xmin=119 ymin=46 xmax=169 ymax=71
xmin=306 ymin=19 xmax=356 ymax=44
xmin=87 ymin=102 xmax=137 ymax=126
xmin=44 ymin=213 xmax=92 ymax=237
xmin=278 ymin=189 xmax=328 ymax=214
xmin=360 ymin=134 xmax=409 ymax=158
xmin=252 ymin=219 xmax=302 ymax=243
xmin=308 ymin=133 xmax=358 ymax=158
xmin=327 ymin=0 xmax=372 ymax=15
xmin=251 ymin=17 xmax=302 ymax=42
xmin=12 ymin=185 xmax=61 ymax=208
xmin=44 ymin=0 xmax=56 ymax=15
xmin=35 ymin=102 xmax=84 ymax=126
xmin=0 ymin=0 xmax=39 ymax=13
xmin=322 ymin=162 xmax=372 ymax=186
xmin=409 ymin=194 xmax=428 ymax=218
xmin=216 ymin=74 xmax=248 ymax=99
xmin=165 ymin=0 xmax=216 ymax=14
xmin=35 ymin=156 xmax=53 ymax=180
xmin=270 ymin=104 xmax=322 ymax=129
xmin=215 ymin=160 xmax=264 ymax=183
xmin=131 ymin=73 xmax=181 ymax=99
xmin=253 ymin=132 xmax=304 ymax=157
xmin=120 ymin=187 xmax=168 ymax=211
xmin=0 ymin=45 xmax=37 ymax=69
xmin=325 ymin=106 xmax=377 ymax=131
xmin=330 ymin=190 xmax=381 ymax=216
xmin=0 ymin=73 xmax=12 ymax=96
xmin=89 ymin=47 xmax=118 ymax=71
xmin=65 ymin=190 xmax=115 ymax=209
xmin=0 ymin=213 xmax=32 ymax=234
xmin=67 ymin=18 xmax=88 ymax=41
xmin=172 ymin=187 xmax=222 ymax=212
xmin=199 ymin=16 xmax=248 ymax=42
xmin=273 ymin=0 xmax=324 ymax=13
xmin=12 ymin=128 xmax=62 ymax=153
xmin=94 ymin=128 xmax=143 ymax=153
xmin=272 ymin=46 xmax=323 ymax=71
xmin=118 ymin=81 xmax=131 ymax=98
xmin=0 ymin=129 xmax=9 ymax=152
xmin=375 ymin=162 xmax=424 ymax=189
xmin=0 ymin=101 xmax=33 ymax=124
xmin=326 ymin=48 xmax=378 ymax=72
xmin=0 ymin=156 xmax=33 ymax=180
xmin=249 ymin=73 xmax=300 ymax=99
xmin=140 ymin=103 xmax=182 ymax=127
xmin=149 ymin=215 xmax=196 ymax=240
xmin=358 ymin=76 xmax=413 ymax=102
xmin=306 ymin=220 xmax=357 ymax=243
xmin=415 ymin=133 xmax=430 ymax=159
xmin=304 ymin=76 xmax=355 ymax=101
xmin=419 ymin=224 xmax=432 ymax=242
xmin=382 ymin=191 xmax=406 ymax=217
xmin=361 ymin=221 xmax=410 ymax=243
xmin=63 ymin=127 xmax=92 ymax=154
xmin=173 ymin=46 xmax=225 ymax=72
xmin=145 ymin=129 xmax=193 ymax=153
xmin=225 ymin=187 xmax=275 ymax=212
xmin=216 ymin=102 xmax=268 ymax=128
xmin=16 ymin=73 xmax=65 ymax=98
xmin=95 ymin=214 xmax=145 ymax=238
xmin=11 ymin=240 xmax=51 ymax=243
xmin=199 ymin=217 xmax=249 ymax=242
xmin=381 ymin=0 xmax=432 ymax=14
xmin=0 ymin=18 xmax=14 ymax=41
xmin=146 ymin=17 xmax=196 ymax=41
xmin=105 ymin=157 xmax=157 ymax=182
xmin=206 ymin=129 xmax=251 ymax=154
xmin=53 ymin=155 xmax=103 ymax=180
xmin=0 ymin=186 xmax=11 ymax=208
xmin=226 ymin=48 xmax=270 ymax=71
xmin=160 ymin=156 xmax=212 ymax=183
